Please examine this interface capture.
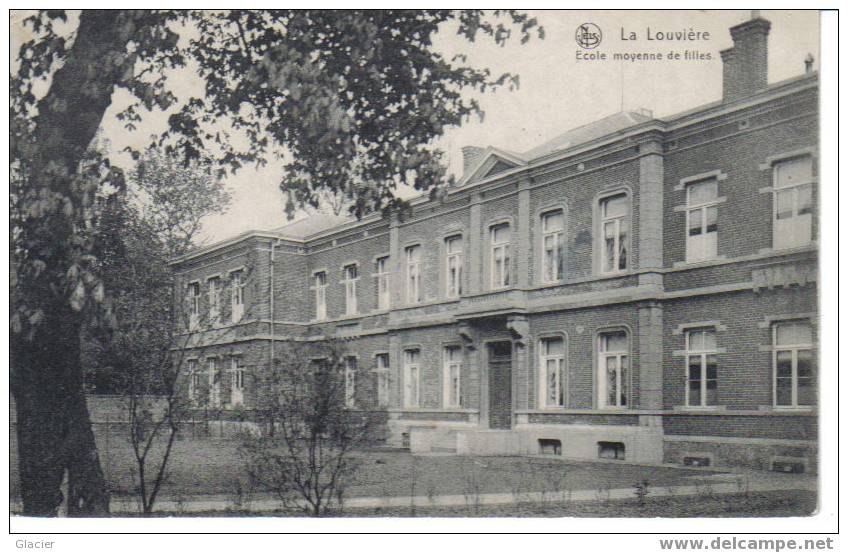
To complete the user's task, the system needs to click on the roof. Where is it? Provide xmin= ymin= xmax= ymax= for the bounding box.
xmin=271 ymin=212 xmax=354 ymax=239
xmin=522 ymin=110 xmax=654 ymax=160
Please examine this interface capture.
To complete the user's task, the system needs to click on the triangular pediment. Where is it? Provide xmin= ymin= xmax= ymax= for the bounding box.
xmin=459 ymin=147 xmax=526 ymax=187
xmin=483 ymin=160 xmax=515 ymax=178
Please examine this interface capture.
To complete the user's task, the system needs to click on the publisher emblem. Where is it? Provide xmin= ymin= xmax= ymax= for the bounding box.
xmin=575 ymin=23 xmax=602 ymax=49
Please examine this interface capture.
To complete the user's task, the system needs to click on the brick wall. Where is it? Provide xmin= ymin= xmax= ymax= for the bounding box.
xmin=662 ymin=286 xmax=816 ymax=411
xmin=663 ymin=89 xmax=818 ymax=267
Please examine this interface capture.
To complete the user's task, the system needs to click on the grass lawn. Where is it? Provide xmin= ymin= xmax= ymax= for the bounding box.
xmin=133 ymin=490 xmax=818 ymax=518
xmin=11 ymin=425 xmax=722 ymax=503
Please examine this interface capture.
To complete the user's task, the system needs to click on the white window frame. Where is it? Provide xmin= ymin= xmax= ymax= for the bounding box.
xmin=597 ymin=331 xmax=629 ymax=409
xmin=685 ymin=179 xmax=720 ymax=263
xmin=403 ymin=349 xmax=421 ymax=407
xmin=772 ymin=156 xmax=814 ymax=250
xmin=599 ymin=194 xmax=629 ymax=275
xmin=314 ymin=271 xmax=327 ymax=320
xmin=230 ymin=356 xmax=244 ymax=407
xmin=490 ymin=223 xmax=511 ymax=289
xmin=442 ymin=345 xmax=462 ymax=408
xmin=230 ymin=270 xmax=245 ymax=323
xmin=207 ymin=357 xmax=221 ymax=408
xmin=539 ymin=336 xmax=566 ymax=408
xmin=684 ymin=328 xmax=718 ymax=408
xmin=406 ymin=245 xmax=422 ymax=304
xmin=207 ymin=276 xmax=222 ymax=323
xmin=445 ymin=235 xmax=463 ymax=299
xmin=344 ymin=356 xmax=357 ymax=408
xmin=375 ymin=256 xmax=390 ymax=310
xmin=187 ymin=282 xmax=201 ymax=330
xmin=541 ymin=210 xmax=565 ymax=283
xmin=187 ymin=359 xmax=199 ymax=401
xmin=343 ymin=264 xmax=358 ymax=315
xmin=374 ymin=353 xmax=390 ymax=408
xmin=772 ymin=320 xmax=814 ymax=408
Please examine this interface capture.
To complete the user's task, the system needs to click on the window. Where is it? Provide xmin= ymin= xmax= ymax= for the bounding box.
xmin=403 ymin=349 xmax=420 ymax=407
xmin=344 ymin=356 xmax=357 ymax=408
xmin=187 ymin=282 xmax=201 ymax=329
xmin=230 ymin=270 xmax=245 ymax=323
xmin=773 ymin=157 xmax=814 ymax=250
xmin=541 ymin=211 xmax=565 ymax=283
xmin=375 ymin=353 xmax=390 ymax=408
xmin=598 ymin=331 xmax=628 ymax=408
xmin=443 ymin=346 xmax=462 ymax=408
xmin=598 ymin=441 xmax=625 ymax=460
xmin=773 ymin=321 xmax=815 ymax=407
xmin=445 ymin=235 xmax=463 ymax=298
xmin=406 ymin=246 xmax=422 ymax=304
xmin=207 ymin=277 xmax=222 ymax=322
xmin=375 ymin=257 xmax=390 ymax=310
xmin=314 ymin=272 xmax=327 ymax=320
xmin=343 ymin=264 xmax=358 ymax=315
xmin=490 ymin=223 xmax=511 ymax=288
xmin=686 ymin=179 xmax=719 ymax=262
xmin=208 ymin=357 xmax=221 ymax=408
xmin=187 ymin=359 xmax=199 ymax=401
xmin=685 ymin=328 xmax=718 ymax=407
xmin=599 ymin=194 xmax=628 ymax=274
xmin=540 ymin=336 xmax=566 ymax=408
xmin=230 ymin=356 xmax=244 ymax=407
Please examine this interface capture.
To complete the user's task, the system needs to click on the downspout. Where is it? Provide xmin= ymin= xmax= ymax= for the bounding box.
xmin=269 ymin=238 xmax=279 ymax=370
xmin=267 ymin=238 xmax=280 ymax=437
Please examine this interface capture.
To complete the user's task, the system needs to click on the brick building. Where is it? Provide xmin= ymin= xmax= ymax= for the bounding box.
xmin=170 ymin=15 xmax=818 ymax=472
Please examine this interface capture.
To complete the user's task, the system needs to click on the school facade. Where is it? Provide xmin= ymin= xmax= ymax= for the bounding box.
xmin=170 ymin=15 xmax=819 ymax=472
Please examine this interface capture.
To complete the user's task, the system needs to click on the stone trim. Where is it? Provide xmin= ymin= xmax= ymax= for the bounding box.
xmin=672 ymin=405 xmax=727 ymax=412
xmin=756 ymin=312 xmax=817 ymax=329
xmin=386 ymin=408 xmax=479 ymax=414
xmin=758 ymin=146 xmax=817 ymax=170
xmin=673 ymin=169 xmax=728 ymax=192
xmin=663 ymin=434 xmax=816 ymax=447
xmin=672 ymin=320 xmax=729 ymax=335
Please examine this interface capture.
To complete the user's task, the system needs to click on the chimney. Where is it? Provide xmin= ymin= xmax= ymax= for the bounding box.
xmin=461 ymin=146 xmax=486 ymax=174
xmin=721 ymin=13 xmax=771 ymax=102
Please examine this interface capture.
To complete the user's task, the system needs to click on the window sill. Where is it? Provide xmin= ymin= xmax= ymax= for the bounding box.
xmin=673 ymin=405 xmax=726 ymax=412
xmin=387 ymin=407 xmax=479 ymax=414
xmin=767 ymin=406 xmax=816 ymax=413
xmin=757 ymin=243 xmax=818 ymax=256
xmin=673 ymin=256 xmax=727 ymax=269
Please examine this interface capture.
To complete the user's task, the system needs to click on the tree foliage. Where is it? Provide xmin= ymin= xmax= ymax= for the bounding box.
xmin=85 ymin=145 xmax=231 ymax=393
xmin=9 ymin=9 xmax=541 ymax=516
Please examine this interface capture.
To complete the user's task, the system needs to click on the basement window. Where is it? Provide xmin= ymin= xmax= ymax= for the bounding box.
xmin=538 ymin=439 xmax=562 ymax=456
xmin=683 ymin=455 xmax=712 ymax=467
xmin=771 ymin=458 xmax=806 ymax=474
xmin=598 ymin=441 xmax=626 ymax=460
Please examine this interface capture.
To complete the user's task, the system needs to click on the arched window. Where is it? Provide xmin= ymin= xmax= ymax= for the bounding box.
xmin=597 ymin=330 xmax=629 ymax=408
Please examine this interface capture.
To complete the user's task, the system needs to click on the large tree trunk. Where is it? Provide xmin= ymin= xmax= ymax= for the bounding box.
xmin=12 ymin=303 xmax=108 ymax=516
xmin=12 ymin=10 xmax=148 ymax=516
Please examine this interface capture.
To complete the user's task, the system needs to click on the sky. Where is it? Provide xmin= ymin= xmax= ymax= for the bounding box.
xmin=11 ymin=10 xmax=820 ymax=245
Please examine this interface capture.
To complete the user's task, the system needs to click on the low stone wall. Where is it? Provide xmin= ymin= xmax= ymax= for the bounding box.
xmin=9 ymin=394 xmax=168 ymax=423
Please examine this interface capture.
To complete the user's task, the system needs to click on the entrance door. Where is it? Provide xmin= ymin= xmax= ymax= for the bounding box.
xmin=487 ymin=341 xmax=513 ymax=429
